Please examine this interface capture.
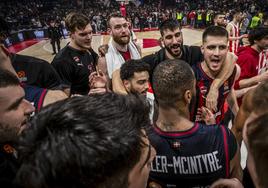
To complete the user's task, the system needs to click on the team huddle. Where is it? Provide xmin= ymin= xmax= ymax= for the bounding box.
xmin=0 ymin=8 xmax=268 ymax=188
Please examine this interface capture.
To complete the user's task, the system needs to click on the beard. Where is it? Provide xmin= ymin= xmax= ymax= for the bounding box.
xmin=0 ymin=122 xmax=19 ymax=143
xmin=165 ymin=43 xmax=183 ymax=58
xmin=113 ymin=34 xmax=130 ymax=45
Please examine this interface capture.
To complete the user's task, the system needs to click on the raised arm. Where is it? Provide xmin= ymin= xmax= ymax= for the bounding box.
xmin=112 ymin=69 xmax=128 ymax=94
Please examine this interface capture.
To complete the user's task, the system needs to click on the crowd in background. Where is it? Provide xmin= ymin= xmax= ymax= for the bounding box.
xmin=0 ymin=0 xmax=267 ymax=35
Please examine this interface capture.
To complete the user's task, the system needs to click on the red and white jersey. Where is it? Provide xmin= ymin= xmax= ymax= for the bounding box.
xmin=258 ymin=49 xmax=268 ymax=75
xmin=227 ymin=22 xmax=240 ymax=54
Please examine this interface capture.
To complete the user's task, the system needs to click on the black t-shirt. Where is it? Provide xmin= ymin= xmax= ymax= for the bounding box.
xmin=11 ymin=54 xmax=62 ymax=89
xmin=0 ymin=143 xmax=19 ymax=187
xmin=142 ymin=45 xmax=203 ymax=80
xmin=51 ymin=46 xmax=98 ymax=95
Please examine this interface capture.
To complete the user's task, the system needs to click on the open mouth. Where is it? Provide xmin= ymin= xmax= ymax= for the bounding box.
xmin=121 ymin=35 xmax=129 ymax=39
xmin=211 ymin=59 xmax=220 ymax=64
xmin=171 ymin=44 xmax=180 ymax=49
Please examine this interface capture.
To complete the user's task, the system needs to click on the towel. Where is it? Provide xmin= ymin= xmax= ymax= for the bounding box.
xmin=106 ymin=39 xmax=141 ymax=78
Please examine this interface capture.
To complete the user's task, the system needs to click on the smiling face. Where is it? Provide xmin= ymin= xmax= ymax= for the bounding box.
xmin=70 ymin=24 xmax=93 ymax=50
xmin=0 ymin=85 xmax=35 ymax=143
xmin=162 ymin=27 xmax=183 ymax=59
xmin=123 ymin=71 xmax=150 ymax=96
xmin=108 ymin=17 xmax=130 ymax=45
xmin=201 ymin=35 xmax=228 ymax=75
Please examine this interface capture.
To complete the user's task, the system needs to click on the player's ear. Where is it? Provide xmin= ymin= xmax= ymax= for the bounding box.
xmin=159 ymin=37 xmax=164 ymax=48
xmin=184 ymin=90 xmax=192 ymax=105
xmin=201 ymin=44 xmax=205 ymax=54
xmin=107 ymin=28 xmax=112 ymax=36
xmin=69 ymin=31 xmax=74 ymax=39
xmin=123 ymin=80 xmax=130 ymax=92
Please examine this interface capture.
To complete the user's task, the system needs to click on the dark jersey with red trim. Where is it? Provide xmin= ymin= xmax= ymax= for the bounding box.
xmin=148 ymin=123 xmax=237 ymax=188
xmin=22 ymin=84 xmax=47 ymax=112
xmin=51 ymin=46 xmax=98 ymax=95
xmin=11 ymin=54 xmax=62 ymax=89
xmin=190 ymin=63 xmax=237 ymax=124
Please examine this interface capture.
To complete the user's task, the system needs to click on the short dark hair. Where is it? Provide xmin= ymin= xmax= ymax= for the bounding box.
xmin=107 ymin=13 xmax=126 ymax=28
xmin=231 ymin=9 xmax=242 ymax=19
xmin=15 ymin=93 xmax=150 ymax=188
xmin=202 ymin=25 xmax=228 ymax=42
xmin=65 ymin=12 xmax=90 ymax=33
xmin=120 ymin=59 xmax=150 ymax=81
xmin=251 ymin=82 xmax=268 ymax=114
xmin=213 ymin=12 xmax=225 ymax=20
xmin=248 ymin=27 xmax=268 ymax=45
xmin=0 ymin=68 xmax=20 ymax=88
xmin=247 ymin=113 xmax=268 ymax=188
xmin=159 ymin=19 xmax=181 ymax=36
xmin=152 ymin=59 xmax=195 ymax=108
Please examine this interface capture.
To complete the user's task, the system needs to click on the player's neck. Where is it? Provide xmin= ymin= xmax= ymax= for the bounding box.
xmin=69 ymin=41 xmax=88 ymax=51
xmin=156 ymin=106 xmax=193 ymax=132
xmin=232 ymin=19 xmax=239 ymax=25
xmin=112 ymin=40 xmax=128 ymax=52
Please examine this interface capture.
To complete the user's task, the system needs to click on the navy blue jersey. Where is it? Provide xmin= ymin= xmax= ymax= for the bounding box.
xmin=22 ymin=84 xmax=47 ymax=112
xmin=11 ymin=53 xmax=62 ymax=89
xmin=191 ymin=63 xmax=237 ymax=124
xmin=148 ymin=123 xmax=237 ymax=188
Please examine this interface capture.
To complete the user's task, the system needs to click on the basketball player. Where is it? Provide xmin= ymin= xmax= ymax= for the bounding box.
xmin=120 ymin=59 xmax=150 ymax=96
xmin=0 ymin=45 xmax=67 ymax=112
xmin=10 ymin=53 xmax=63 ymax=90
xmin=51 ymin=12 xmax=100 ymax=96
xmin=212 ymin=82 xmax=268 ymax=188
xmin=0 ymin=69 xmax=35 ymax=186
xmin=191 ymin=26 xmax=240 ymax=125
xmin=148 ymin=60 xmax=242 ymax=187
xmin=103 ymin=13 xmax=141 ymax=80
xmin=226 ymin=9 xmax=247 ymax=54
xmin=0 ymin=37 xmax=63 ymax=90
xmin=234 ymin=27 xmax=268 ymax=106
xmin=112 ymin=19 xmax=237 ymax=112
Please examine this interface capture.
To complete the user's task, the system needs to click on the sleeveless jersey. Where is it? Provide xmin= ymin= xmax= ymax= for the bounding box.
xmin=148 ymin=123 xmax=236 ymax=188
xmin=228 ymin=22 xmax=240 ymax=54
xmin=22 ymin=84 xmax=47 ymax=112
xmin=191 ymin=63 xmax=237 ymax=124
